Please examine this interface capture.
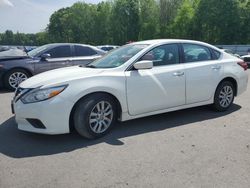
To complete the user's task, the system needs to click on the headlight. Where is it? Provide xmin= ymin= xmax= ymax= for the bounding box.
xmin=0 ymin=64 xmax=4 ymax=68
xmin=21 ymin=85 xmax=68 ymax=104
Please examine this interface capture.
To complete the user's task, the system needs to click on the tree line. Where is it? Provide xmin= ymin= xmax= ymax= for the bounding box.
xmin=0 ymin=0 xmax=249 ymax=46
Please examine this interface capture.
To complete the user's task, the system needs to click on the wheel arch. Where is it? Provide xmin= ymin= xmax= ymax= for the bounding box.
xmin=217 ymin=77 xmax=238 ymax=96
xmin=69 ymin=91 xmax=122 ymax=132
xmin=4 ymin=67 xmax=33 ymax=78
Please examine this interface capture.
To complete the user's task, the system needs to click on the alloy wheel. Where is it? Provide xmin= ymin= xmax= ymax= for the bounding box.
xmin=8 ymin=72 xmax=28 ymax=89
xmin=219 ymin=85 xmax=234 ymax=108
xmin=89 ymin=101 xmax=114 ymax=134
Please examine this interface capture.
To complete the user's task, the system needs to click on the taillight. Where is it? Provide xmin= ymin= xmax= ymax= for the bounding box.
xmin=237 ymin=61 xmax=248 ymax=71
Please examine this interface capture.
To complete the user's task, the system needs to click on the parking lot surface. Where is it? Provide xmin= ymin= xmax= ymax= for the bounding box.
xmin=0 ymin=71 xmax=250 ymax=188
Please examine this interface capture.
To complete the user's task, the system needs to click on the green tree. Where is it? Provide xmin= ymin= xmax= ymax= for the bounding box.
xmin=238 ymin=0 xmax=250 ymax=44
xmin=110 ymin=0 xmax=140 ymax=44
xmin=169 ymin=0 xmax=199 ymax=39
xmin=159 ymin=0 xmax=183 ymax=37
xmin=138 ymin=0 xmax=159 ymax=40
xmin=194 ymin=0 xmax=241 ymax=44
xmin=93 ymin=2 xmax=113 ymax=44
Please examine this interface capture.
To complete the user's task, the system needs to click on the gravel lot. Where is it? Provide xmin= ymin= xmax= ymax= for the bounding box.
xmin=0 ymin=71 xmax=250 ymax=188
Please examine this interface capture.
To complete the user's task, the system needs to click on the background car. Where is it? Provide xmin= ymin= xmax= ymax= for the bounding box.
xmin=221 ymin=49 xmax=241 ymax=58
xmin=241 ymin=55 xmax=250 ymax=68
xmin=0 ymin=43 xmax=105 ymax=90
xmin=12 ymin=39 xmax=248 ymax=139
xmin=97 ymin=45 xmax=119 ymax=52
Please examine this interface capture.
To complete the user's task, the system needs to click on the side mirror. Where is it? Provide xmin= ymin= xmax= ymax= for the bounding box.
xmin=40 ymin=53 xmax=51 ymax=61
xmin=133 ymin=60 xmax=153 ymax=70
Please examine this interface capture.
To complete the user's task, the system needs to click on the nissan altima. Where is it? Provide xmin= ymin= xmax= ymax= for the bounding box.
xmin=12 ymin=39 xmax=248 ymax=139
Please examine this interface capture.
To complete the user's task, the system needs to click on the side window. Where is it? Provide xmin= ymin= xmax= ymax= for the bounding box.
xmin=46 ymin=45 xmax=71 ymax=58
xmin=140 ymin=44 xmax=179 ymax=66
xmin=183 ymin=44 xmax=212 ymax=63
xmin=75 ymin=45 xmax=97 ymax=56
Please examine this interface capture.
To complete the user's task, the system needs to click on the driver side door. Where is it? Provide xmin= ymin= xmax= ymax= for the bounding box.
xmin=125 ymin=44 xmax=186 ymax=116
xmin=34 ymin=45 xmax=72 ymax=74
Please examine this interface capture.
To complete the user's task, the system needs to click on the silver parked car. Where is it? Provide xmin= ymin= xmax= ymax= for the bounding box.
xmin=0 ymin=43 xmax=105 ymax=90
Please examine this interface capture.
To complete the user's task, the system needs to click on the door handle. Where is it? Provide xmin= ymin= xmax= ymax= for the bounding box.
xmin=173 ymin=71 xmax=184 ymax=76
xmin=211 ymin=65 xmax=221 ymax=70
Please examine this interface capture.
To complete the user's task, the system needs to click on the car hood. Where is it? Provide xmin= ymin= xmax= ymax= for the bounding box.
xmin=20 ymin=66 xmax=105 ymax=88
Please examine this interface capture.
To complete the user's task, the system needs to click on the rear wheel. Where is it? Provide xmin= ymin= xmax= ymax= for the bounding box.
xmin=4 ymin=69 xmax=30 ymax=90
xmin=73 ymin=93 xmax=118 ymax=139
xmin=213 ymin=81 xmax=235 ymax=111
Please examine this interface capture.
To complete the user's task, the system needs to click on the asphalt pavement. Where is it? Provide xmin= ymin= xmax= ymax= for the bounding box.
xmin=0 ymin=71 xmax=250 ymax=188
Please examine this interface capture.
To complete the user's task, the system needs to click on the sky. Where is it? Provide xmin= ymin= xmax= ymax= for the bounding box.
xmin=0 ymin=0 xmax=104 ymax=33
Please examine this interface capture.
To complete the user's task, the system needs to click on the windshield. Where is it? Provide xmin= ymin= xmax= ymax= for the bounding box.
xmin=28 ymin=44 xmax=50 ymax=57
xmin=87 ymin=44 xmax=148 ymax=68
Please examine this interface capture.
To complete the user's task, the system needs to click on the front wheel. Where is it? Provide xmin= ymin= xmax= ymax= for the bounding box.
xmin=213 ymin=81 xmax=235 ymax=111
xmin=73 ymin=93 xmax=118 ymax=139
xmin=4 ymin=69 xmax=30 ymax=90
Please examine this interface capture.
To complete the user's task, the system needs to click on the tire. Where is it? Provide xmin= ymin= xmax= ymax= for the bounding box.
xmin=4 ymin=69 xmax=30 ymax=91
xmin=73 ymin=93 xmax=118 ymax=139
xmin=213 ymin=81 xmax=235 ymax=112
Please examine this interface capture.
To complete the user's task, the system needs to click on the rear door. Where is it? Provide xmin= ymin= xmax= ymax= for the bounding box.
xmin=182 ymin=43 xmax=223 ymax=104
xmin=72 ymin=45 xmax=102 ymax=66
xmin=34 ymin=45 xmax=73 ymax=74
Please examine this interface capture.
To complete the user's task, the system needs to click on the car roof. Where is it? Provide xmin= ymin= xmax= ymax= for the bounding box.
xmin=134 ymin=39 xmax=215 ymax=46
xmin=44 ymin=43 xmax=105 ymax=52
xmin=131 ymin=39 xmax=220 ymax=51
xmin=46 ymin=43 xmax=94 ymax=47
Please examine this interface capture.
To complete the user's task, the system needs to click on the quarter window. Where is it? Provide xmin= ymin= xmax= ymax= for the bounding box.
xmin=212 ymin=49 xmax=221 ymax=60
xmin=140 ymin=44 xmax=179 ymax=66
xmin=183 ymin=44 xmax=212 ymax=63
xmin=75 ymin=46 xmax=97 ymax=56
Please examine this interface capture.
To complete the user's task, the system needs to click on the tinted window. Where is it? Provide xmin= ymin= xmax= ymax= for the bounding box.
xmin=75 ymin=45 xmax=97 ymax=56
xmin=101 ymin=47 xmax=114 ymax=51
xmin=183 ymin=44 xmax=212 ymax=63
xmin=212 ymin=49 xmax=221 ymax=59
xmin=140 ymin=44 xmax=179 ymax=66
xmin=46 ymin=46 xmax=71 ymax=58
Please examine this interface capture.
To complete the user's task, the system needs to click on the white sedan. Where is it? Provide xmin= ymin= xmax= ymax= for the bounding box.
xmin=12 ymin=39 xmax=248 ymax=139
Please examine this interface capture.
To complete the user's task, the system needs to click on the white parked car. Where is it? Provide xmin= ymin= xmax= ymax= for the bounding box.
xmin=12 ymin=39 xmax=248 ymax=139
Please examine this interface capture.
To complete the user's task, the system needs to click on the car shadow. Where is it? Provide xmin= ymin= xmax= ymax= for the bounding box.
xmin=0 ymin=104 xmax=241 ymax=158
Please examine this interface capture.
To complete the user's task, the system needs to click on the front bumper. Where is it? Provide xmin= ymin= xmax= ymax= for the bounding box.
xmin=13 ymin=95 xmax=75 ymax=135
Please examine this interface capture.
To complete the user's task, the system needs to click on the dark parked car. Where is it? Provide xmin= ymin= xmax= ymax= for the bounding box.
xmin=0 ymin=43 xmax=105 ymax=90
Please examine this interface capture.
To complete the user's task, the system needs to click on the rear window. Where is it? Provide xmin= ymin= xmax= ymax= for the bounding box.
xmin=183 ymin=44 xmax=212 ymax=63
xmin=75 ymin=45 xmax=97 ymax=56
